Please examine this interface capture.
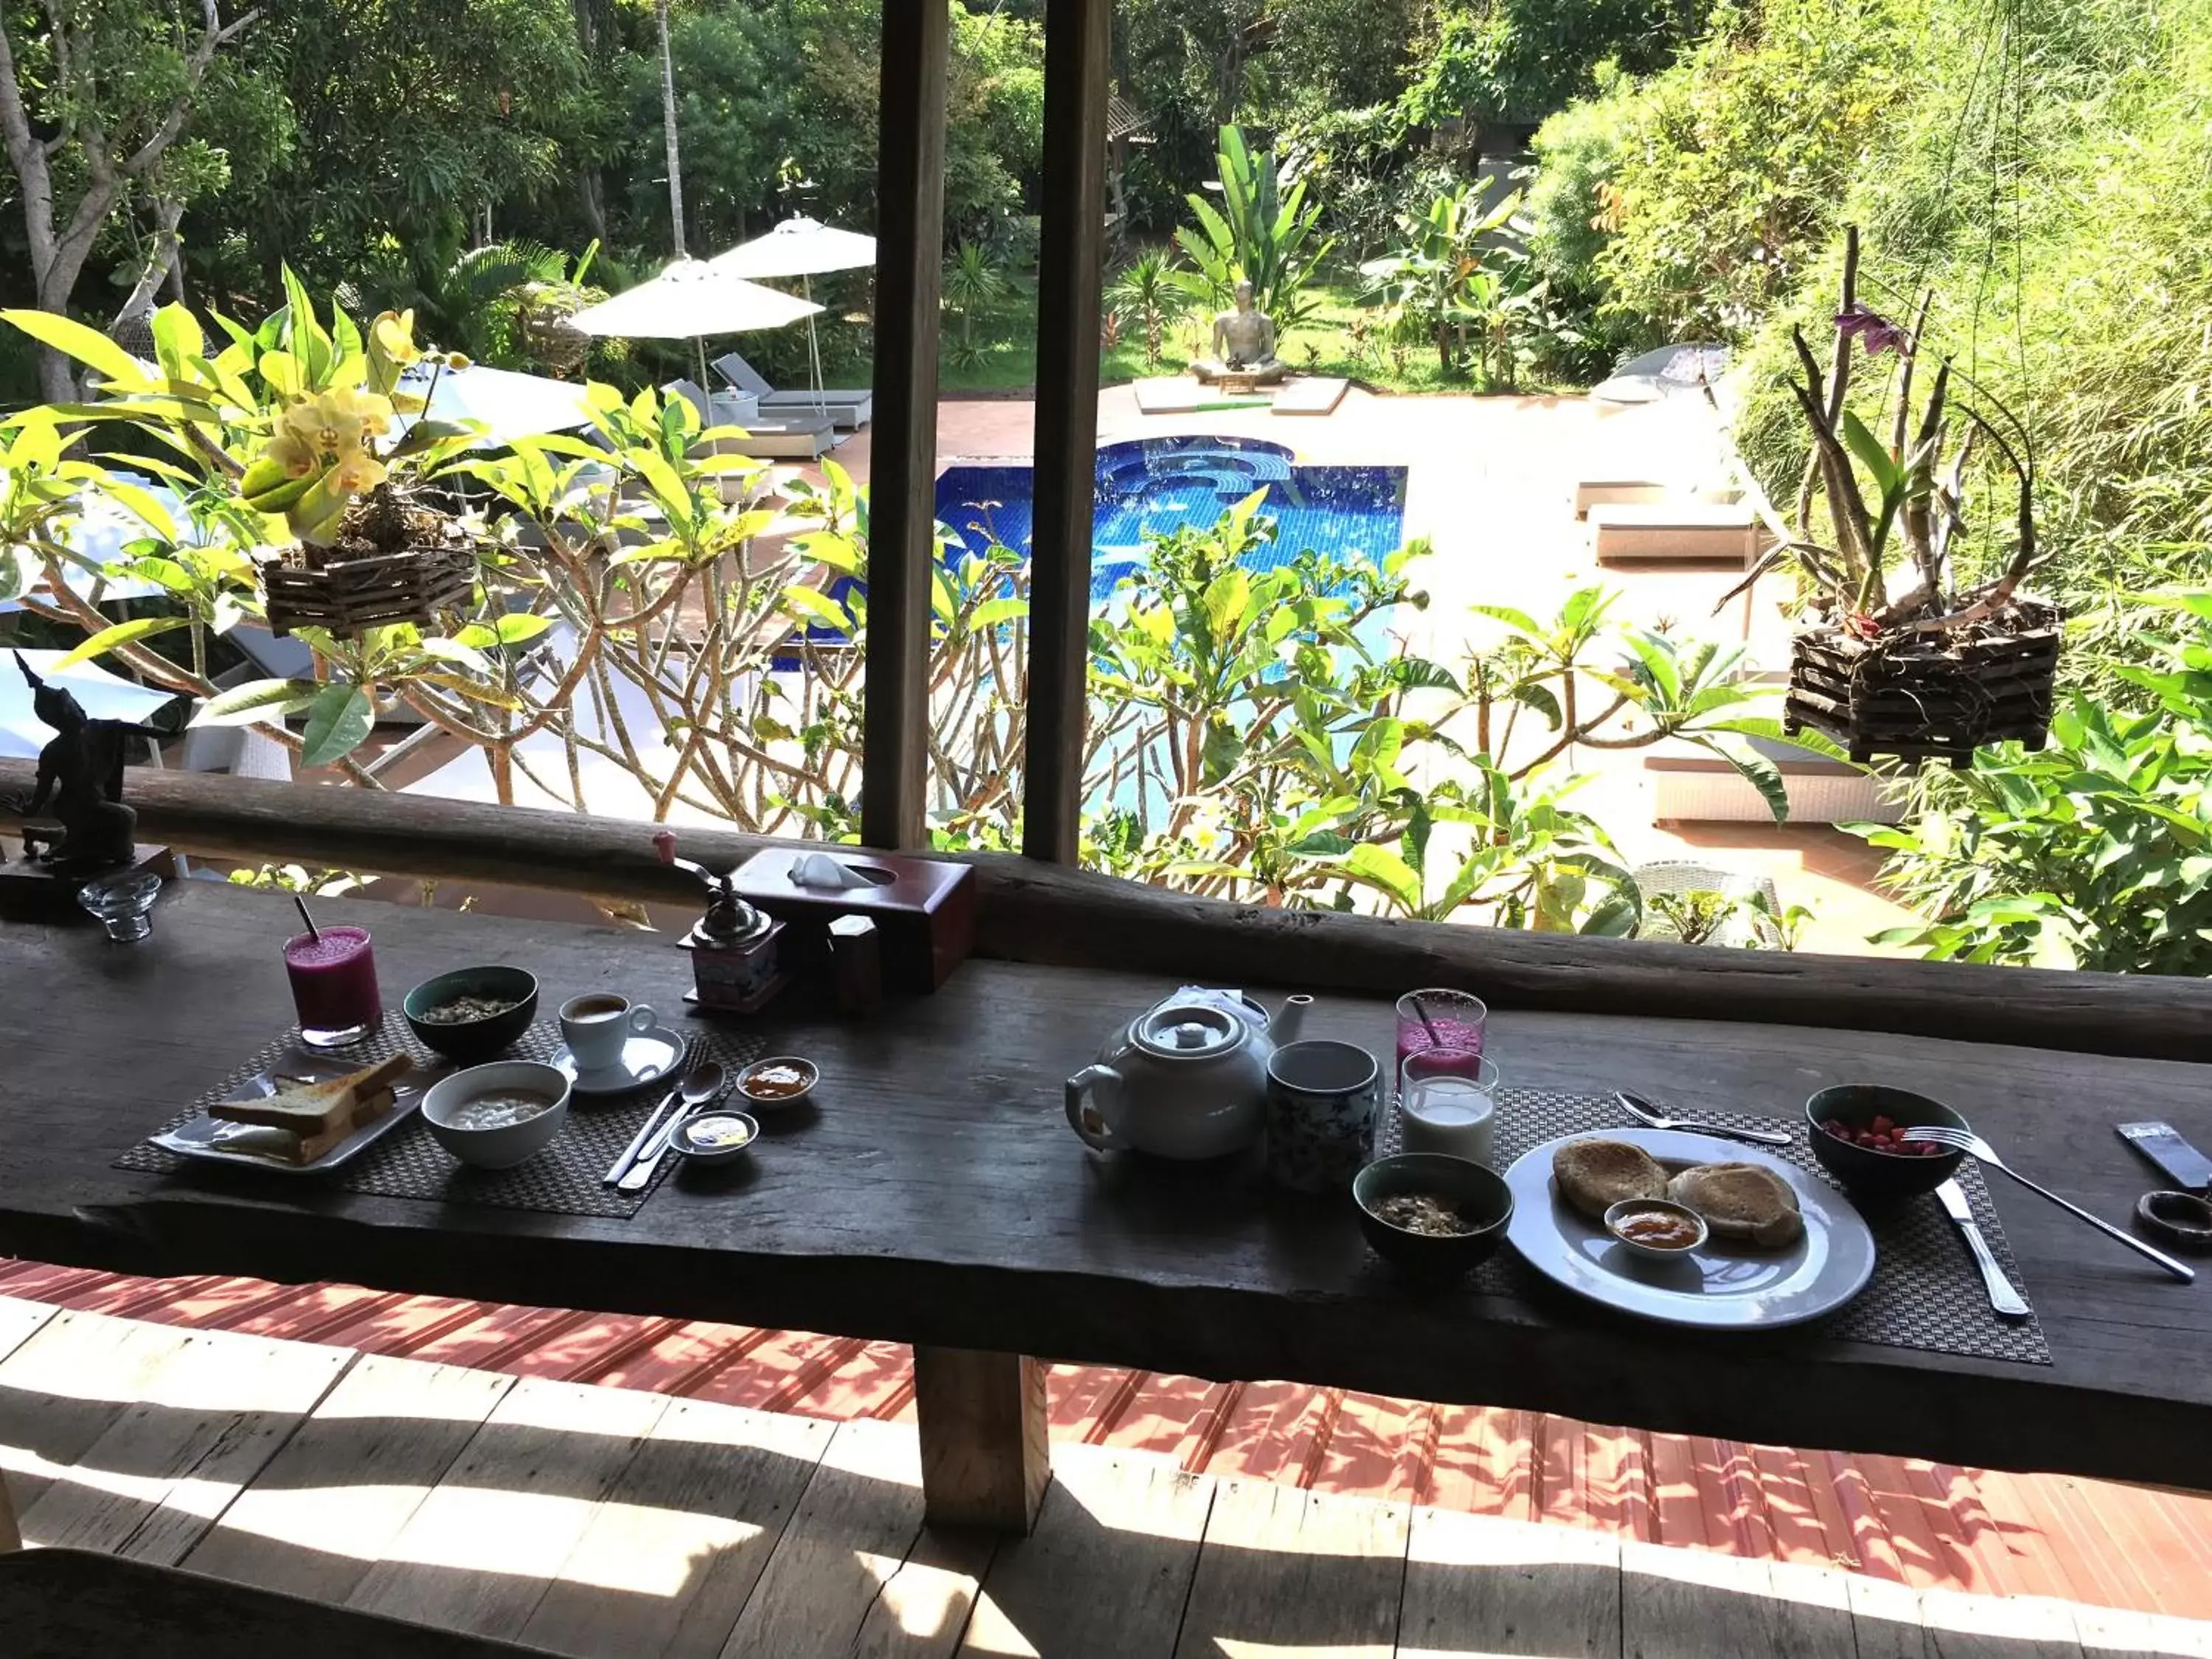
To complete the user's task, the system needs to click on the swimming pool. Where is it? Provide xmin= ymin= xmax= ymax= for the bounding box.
xmin=934 ymin=437 xmax=1408 ymax=602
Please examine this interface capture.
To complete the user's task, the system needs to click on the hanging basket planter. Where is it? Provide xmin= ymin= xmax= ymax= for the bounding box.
xmin=1785 ymin=598 xmax=2062 ymax=769
xmin=263 ymin=488 xmax=476 ymax=640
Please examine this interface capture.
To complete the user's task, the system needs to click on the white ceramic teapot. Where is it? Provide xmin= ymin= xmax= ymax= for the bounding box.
xmin=1065 ymin=991 xmax=1311 ymax=1158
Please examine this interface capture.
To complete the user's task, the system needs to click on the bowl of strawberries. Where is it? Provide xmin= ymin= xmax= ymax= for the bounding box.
xmin=1805 ymin=1085 xmax=1969 ymax=1197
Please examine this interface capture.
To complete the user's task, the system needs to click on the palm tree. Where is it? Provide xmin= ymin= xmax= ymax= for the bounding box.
xmin=1107 ymin=248 xmax=1186 ymax=366
xmin=655 ymin=0 xmax=686 ymax=257
xmin=941 ymin=241 xmax=1008 ymax=369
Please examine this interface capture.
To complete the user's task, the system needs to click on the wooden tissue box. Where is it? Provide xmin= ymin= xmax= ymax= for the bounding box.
xmin=730 ymin=849 xmax=974 ymax=993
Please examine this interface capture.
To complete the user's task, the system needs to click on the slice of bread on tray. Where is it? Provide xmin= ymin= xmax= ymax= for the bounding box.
xmin=210 ymin=1053 xmax=411 ymax=1164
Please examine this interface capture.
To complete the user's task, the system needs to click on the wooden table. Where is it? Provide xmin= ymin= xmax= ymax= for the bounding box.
xmin=4 ymin=881 xmax=2210 ymax=1532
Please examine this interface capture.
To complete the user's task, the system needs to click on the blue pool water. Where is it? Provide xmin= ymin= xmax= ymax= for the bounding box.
xmin=934 ymin=437 xmax=1408 ymax=603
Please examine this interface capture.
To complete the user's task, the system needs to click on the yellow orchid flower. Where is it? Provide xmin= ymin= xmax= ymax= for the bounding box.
xmin=332 ymin=453 xmax=387 ymax=495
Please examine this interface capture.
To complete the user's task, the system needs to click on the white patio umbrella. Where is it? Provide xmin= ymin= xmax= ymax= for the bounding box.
xmin=1 ymin=649 xmax=184 ymax=759
xmin=400 ymin=361 xmax=596 ymax=449
xmin=709 ymin=217 xmax=876 ymax=418
xmin=568 ymin=258 xmax=821 ymax=401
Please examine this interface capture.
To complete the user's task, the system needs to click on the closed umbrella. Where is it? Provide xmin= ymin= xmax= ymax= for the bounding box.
xmin=400 ymin=362 xmax=596 ymax=449
xmin=710 ymin=218 xmax=875 ymax=418
xmin=569 ymin=259 xmax=821 ymax=399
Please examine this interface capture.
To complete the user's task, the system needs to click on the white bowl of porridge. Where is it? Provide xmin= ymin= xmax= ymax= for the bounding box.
xmin=421 ymin=1060 xmax=571 ymax=1169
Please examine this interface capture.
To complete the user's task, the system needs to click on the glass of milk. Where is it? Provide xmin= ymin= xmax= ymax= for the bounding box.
xmin=1399 ymin=1050 xmax=1500 ymax=1167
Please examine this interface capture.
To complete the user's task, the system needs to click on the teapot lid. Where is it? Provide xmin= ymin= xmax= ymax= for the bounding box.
xmin=1133 ymin=1001 xmax=1250 ymax=1060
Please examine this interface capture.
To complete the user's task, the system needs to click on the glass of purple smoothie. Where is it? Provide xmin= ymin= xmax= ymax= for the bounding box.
xmin=1394 ymin=988 xmax=1487 ymax=1074
xmin=285 ymin=925 xmax=382 ymax=1048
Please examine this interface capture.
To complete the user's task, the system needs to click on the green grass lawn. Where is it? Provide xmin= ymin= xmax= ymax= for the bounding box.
xmin=937 ymin=276 xmax=1565 ymax=397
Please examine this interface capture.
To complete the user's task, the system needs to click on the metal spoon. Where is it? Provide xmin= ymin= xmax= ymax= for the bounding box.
xmin=1617 ymin=1089 xmax=1793 ymax=1148
xmin=616 ymin=1062 xmax=728 ymax=1194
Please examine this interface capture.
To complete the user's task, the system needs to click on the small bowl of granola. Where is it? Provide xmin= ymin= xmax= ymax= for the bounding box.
xmin=1352 ymin=1153 xmax=1514 ymax=1279
xmin=403 ymin=966 xmax=540 ymax=1064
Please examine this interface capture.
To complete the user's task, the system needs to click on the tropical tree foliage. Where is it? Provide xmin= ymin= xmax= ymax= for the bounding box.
xmin=1860 ymin=596 xmax=2212 ymax=974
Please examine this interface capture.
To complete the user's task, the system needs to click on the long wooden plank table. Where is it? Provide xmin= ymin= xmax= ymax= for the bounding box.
xmin=3 ymin=881 xmax=2209 ymax=1531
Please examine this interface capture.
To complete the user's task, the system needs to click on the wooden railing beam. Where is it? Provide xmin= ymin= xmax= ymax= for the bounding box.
xmin=6 ymin=762 xmax=2209 ymax=1062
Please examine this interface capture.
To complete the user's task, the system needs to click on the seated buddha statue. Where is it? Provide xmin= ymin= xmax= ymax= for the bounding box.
xmin=1192 ymin=281 xmax=1286 ymax=386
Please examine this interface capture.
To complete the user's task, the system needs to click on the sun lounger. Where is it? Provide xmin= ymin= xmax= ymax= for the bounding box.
xmin=712 ymin=351 xmax=873 ymax=430
xmin=663 ymin=379 xmax=835 ymax=462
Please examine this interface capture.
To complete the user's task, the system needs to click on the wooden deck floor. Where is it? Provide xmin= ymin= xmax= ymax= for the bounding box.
xmin=4 ymin=1298 xmax=2209 ymax=1659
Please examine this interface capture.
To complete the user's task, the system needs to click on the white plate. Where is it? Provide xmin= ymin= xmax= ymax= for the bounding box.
xmin=1502 ymin=1127 xmax=1876 ymax=1331
xmin=552 ymin=1026 xmax=689 ymax=1096
xmin=152 ymin=1051 xmax=431 ymax=1174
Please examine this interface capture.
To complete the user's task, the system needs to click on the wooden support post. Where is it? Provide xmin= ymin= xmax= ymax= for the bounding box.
xmin=0 ymin=1469 xmax=20 ymax=1552
xmin=860 ymin=0 xmax=948 ymax=851
xmin=911 ymin=1346 xmax=1051 ymax=1534
xmin=1020 ymin=0 xmax=1112 ymax=865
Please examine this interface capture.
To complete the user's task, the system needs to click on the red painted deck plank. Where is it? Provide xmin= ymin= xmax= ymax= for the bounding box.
xmin=4 ymin=1257 xmax=2207 ymax=1619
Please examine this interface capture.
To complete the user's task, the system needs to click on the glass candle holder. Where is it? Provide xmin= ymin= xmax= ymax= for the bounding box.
xmin=285 ymin=925 xmax=381 ymax=1048
xmin=75 ymin=870 xmax=162 ymax=942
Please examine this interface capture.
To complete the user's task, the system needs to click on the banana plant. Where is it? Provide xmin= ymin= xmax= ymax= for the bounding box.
xmin=1358 ymin=186 xmax=1520 ymax=377
xmin=1169 ymin=125 xmax=1333 ymax=331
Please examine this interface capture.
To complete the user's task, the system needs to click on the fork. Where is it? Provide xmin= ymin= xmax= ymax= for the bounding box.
xmin=1907 ymin=1125 xmax=2196 ymax=1283
xmin=1616 ymin=1090 xmax=1792 ymax=1147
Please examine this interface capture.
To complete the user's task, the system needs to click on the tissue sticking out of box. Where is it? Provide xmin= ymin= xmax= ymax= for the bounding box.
xmin=791 ymin=852 xmax=883 ymax=891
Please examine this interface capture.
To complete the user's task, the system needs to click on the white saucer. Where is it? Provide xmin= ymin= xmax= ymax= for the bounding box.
xmin=552 ymin=1026 xmax=689 ymax=1096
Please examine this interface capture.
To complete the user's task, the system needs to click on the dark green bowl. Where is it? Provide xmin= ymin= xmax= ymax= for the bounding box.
xmin=1352 ymin=1153 xmax=1514 ymax=1279
xmin=1806 ymin=1084 xmax=1966 ymax=1197
xmin=403 ymin=965 xmax=539 ymax=1064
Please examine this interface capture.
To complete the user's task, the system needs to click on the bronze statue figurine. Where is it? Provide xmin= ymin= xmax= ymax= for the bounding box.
xmin=8 ymin=651 xmax=149 ymax=872
xmin=1192 ymin=279 xmax=1287 ymax=387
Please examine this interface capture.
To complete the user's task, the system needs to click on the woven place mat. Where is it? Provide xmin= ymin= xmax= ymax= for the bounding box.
xmin=1377 ymin=1085 xmax=2051 ymax=1366
xmin=115 ymin=1015 xmax=766 ymax=1220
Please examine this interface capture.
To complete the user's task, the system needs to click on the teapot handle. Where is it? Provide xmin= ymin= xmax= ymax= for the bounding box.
xmin=1065 ymin=1065 xmax=1127 ymax=1151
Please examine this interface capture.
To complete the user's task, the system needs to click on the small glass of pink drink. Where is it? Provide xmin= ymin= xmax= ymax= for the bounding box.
xmin=1394 ymin=988 xmax=1488 ymax=1074
xmin=285 ymin=925 xmax=382 ymax=1048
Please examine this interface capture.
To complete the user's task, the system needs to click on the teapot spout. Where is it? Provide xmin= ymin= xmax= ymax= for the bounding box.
xmin=1267 ymin=993 xmax=1313 ymax=1046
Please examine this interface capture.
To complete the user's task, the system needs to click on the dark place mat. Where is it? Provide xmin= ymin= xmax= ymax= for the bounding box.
xmin=1378 ymin=1085 xmax=2052 ymax=1366
xmin=116 ymin=1014 xmax=765 ymax=1220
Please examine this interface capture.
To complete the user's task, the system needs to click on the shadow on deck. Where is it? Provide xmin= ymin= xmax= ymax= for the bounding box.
xmin=4 ymin=1299 xmax=2206 ymax=1658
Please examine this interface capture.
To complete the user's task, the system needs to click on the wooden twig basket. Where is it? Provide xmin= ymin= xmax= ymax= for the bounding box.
xmin=263 ymin=524 xmax=476 ymax=640
xmin=1784 ymin=599 xmax=2062 ymax=770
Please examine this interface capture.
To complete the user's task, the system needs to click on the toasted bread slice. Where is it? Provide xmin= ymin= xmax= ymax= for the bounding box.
xmin=1553 ymin=1138 xmax=1670 ymax=1220
xmin=212 ymin=1053 xmax=411 ymax=1138
xmin=1668 ymin=1161 xmax=1804 ymax=1248
xmin=217 ymin=1086 xmax=397 ymax=1165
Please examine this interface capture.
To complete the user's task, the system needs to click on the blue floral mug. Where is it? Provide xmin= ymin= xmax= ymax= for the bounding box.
xmin=1264 ymin=1039 xmax=1380 ymax=1194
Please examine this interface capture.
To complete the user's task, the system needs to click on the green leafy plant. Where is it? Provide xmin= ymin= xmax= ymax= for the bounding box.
xmin=1169 ymin=125 xmax=1334 ymax=332
xmin=1767 ymin=227 xmax=2042 ymax=628
xmin=1358 ymin=185 xmax=1519 ymax=377
xmin=1107 ymin=248 xmax=1187 ymax=366
xmin=942 ymin=240 xmax=1009 ymax=372
xmin=1857 ymin=595 xmax=2212 ymax=973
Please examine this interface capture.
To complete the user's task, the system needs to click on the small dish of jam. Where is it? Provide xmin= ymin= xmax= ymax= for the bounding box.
xmin=737 ymin=1056 xmax=820 ymax=1109
xmin=1602 ymin=1197 xmax=1709 ymax=1260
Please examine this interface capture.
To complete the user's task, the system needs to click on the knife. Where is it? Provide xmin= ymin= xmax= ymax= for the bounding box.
xmin=1938 ymin=1179 xmax=2031 ymax=1320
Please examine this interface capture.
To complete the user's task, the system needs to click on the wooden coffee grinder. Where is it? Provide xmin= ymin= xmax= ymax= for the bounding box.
xmin=653 ymin=832 xmax=786 ymax=1014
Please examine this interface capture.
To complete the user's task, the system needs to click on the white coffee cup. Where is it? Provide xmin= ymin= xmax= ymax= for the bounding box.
xmin=559 ymin=992 xmax=656 ymax=1071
